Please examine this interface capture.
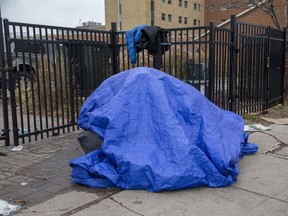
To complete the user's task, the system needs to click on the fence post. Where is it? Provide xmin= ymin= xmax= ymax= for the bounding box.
xmin=208 ymin=21 xmax=215 ymax=101
xmin=265 ymin=27 xmax=271 ymax=110
xmin=110 ymin=22 xmax=118 ymax=75
xmin=286 ymin=21 xmax=288 ymax=50
xmin=3 ymin=18 xmax=19 ymax=146
xmin=282 ymin=24 xmax=286 ymax=105
xmin=68 ymin=45 xmax=75 ymax=125
xmin=229 ymin=15 xmax=238 ymax=112
xmin=285 ymin=21 xmax=288 ymax=104
xmin=0 ymin=16 xmax=10 ymax=146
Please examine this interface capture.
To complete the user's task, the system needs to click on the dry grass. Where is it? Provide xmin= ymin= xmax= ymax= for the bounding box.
xmin=118 ymin=47 xmax=208 ymax=81
xmin=15 ymin=58 xmax=81 ymax=119
xmin=15 ymin=47 xmax=207 ymax=116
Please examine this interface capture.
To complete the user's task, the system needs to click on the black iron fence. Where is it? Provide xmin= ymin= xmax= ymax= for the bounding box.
xmin=0 ymin=15 xmax=286 ymax=146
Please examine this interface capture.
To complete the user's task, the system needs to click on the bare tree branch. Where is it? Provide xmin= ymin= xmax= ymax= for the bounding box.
xmin=211 ymin=0 xmax=286 ymax=29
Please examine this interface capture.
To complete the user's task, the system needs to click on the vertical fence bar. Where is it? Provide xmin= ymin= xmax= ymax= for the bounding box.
xmin=283 ymin=24 xmax=287 ymax=104
xmin=215 ymin=29 xmax=220 ymax=106
xmin=265 ymin=27 xmax=271 ymax=110
xmin=62 ymin=29 xmax=70 ymax=132
xmin=286 ymin=21 xmax=288 ymax=51
xmin=3 ymin=19 xmax=19 ymax=146
xmin=0 ymin=16 xmax=10 ymax=146
xmin=111 ymin=22 xmax=118 ymax=75
xmin=51 ymin=29 xmax=60 ymax=135
xmin=56 ymin=29 xmax=64 ymax=134
xmin=17 ymin=25 xmax=25 ymax=142
xmin=208 ymin=21 xmax=215 ymax=101
xmin=26 ymin=26 xmax=37 ymax=141
xmin=285 ymin=21 xmax=288 ymax=105
xmin=229 ymin=15 xmax=238 ymax=112
xmin=68 ymin=44 xmax=75 ymax=126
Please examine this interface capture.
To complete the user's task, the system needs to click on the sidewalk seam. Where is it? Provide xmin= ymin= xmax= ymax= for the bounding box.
xmin=231 ymin=185 xmax=288 ymax=204
xmin=258 ymin=152 xmax=288 ymax=160
xmin=252 ymin=131 xmax=287 ymax=146
xmin=109 ymin=196 xmax=144 ymax=216
xmin=59 ymin=191 xmax=120 ymax=216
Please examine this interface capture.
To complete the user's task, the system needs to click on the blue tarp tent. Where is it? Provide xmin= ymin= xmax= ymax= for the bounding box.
xmin=70 ymin=67 xmax=257 ymax=192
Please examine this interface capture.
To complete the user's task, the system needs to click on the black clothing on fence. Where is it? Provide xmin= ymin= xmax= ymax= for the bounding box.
xmin=135 ymin=26 xmax=170 ymax=69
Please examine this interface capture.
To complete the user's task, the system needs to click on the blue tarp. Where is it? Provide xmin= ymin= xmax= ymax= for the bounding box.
xmin=70 ymin=67 xmax=257 ymax=192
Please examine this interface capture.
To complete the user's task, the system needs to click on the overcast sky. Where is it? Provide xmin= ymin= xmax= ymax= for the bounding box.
xmin=0 ymin=0 xmax=105 ymax=27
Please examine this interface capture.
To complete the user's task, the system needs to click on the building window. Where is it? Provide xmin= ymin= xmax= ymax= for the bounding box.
xmin=211 ymin=4 xmax=215 ymax=12
xmin=230 ymin=3 xmax=237 ymax=9
xmin=179 ymin=0 xmax=182 ymax=7
xmin=194 ymin=3 xmax=197 ymax=10
xmin=220 ymin=4 xmax=228 ymax=11
xmin=168 ymin=14 xmax=172 ymax=22
xmin=184 ymin=17 xmax=188 ymax=24
xmin=198 ymin=3 xmax=201 ymax=11
xmin=247 ymin=0 xmax=255 ymax=8
xmin=162 ymin=13 xmax=166 ymax=21
xmin=119 ymin=3 xmax=122 ymax=15
xmin=184 ymin=0 xmax=188 ymax=8
xmin=168 ymin=0 xmax=171 ymax=4
xmin=198 ymin=20 xmax=200 ymax=26
xmin=151 ymin=0 xmax=155 ymax=26
xmin=193 ymin=19 xmax=197 ymax=26
xmin=118 ymin=1 xmax=122 ymax=30
xmin=179 ymin=16 xmax=182 ymax=24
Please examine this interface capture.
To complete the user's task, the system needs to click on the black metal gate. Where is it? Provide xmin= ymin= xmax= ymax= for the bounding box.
xmin=267 ymin=28 xmax=286 ymax=108
xmin=235 ymin=22 xmax=269 ymax=114
xmin=0 ymin=16 xmax=286 ymax=146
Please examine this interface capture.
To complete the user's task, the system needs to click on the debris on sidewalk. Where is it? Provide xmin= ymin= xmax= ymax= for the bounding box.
xmin=244 ymin=124 xmax=271 ymax=132
xmin=0 ymin=199 xmax=21 ymax=216
xmin=274 ymin=146 xmax=288 ymax=158
xmin=20 ymin=182 xmax=28 ymax=186
xmin=264 ymin=143 xmax=287 ymax=154
xmin=0 ymin=152 xmax=7 ymax=156
xmin=13 ymin=199 xmax=28 ymax=206
xmin=260 ymin=117 xmax=288 ymax=125
xmin=11 ymin=145 xmax=23 ymax=152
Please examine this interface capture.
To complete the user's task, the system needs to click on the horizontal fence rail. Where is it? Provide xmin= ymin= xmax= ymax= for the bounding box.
xmin=0 ymin=15 xmax=286 ymax=146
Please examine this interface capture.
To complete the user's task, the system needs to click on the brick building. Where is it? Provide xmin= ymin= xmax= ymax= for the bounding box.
xmin=105 ymin=0 xmax=205 ymax=31
xmin=204 ymin=0 xmax=287 ymax=28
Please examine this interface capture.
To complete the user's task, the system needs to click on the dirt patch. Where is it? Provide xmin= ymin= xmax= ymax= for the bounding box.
xmin=243 ymin=95 xmax=288 ymax=125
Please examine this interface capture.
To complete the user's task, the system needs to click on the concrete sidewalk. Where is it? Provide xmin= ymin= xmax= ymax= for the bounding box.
xmin=0 ymin=125 xmax=288 ymax=216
